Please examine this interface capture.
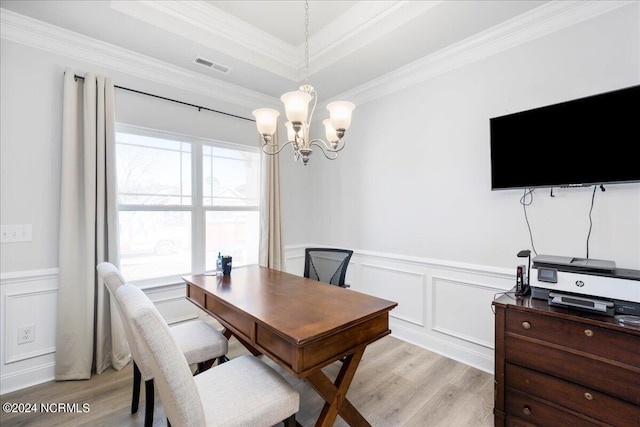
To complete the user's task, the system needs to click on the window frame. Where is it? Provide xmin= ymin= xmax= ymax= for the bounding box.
xmin=115 ymin=123 xmax=261 ymax=288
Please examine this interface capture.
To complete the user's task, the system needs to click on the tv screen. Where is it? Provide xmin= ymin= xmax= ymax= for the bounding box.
xmin=490 ymin=85 xmax=640 ymax=190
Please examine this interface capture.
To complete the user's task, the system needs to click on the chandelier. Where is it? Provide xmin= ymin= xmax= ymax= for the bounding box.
xmin=252 ymin=1 xmax=355 ymax=166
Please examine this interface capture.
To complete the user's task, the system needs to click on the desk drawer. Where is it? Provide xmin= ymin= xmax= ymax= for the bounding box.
xmin=506 ymin=310 xmax=639 ymax=368
xmin=506 ymin=363 xmax=640 ymax=426
xmin=186 ymin=285 xmax=206 ymax=308
xmin=205 ymin=297 xmax=254 ymax=341
xmin=506 ymin=335 xmax=640 ymax=405
xmin=505 ymin=390 xmax=604 ymax=427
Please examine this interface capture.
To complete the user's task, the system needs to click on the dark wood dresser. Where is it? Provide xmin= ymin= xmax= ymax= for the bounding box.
xmin=493 ymin=292 xmax=640 ymax=427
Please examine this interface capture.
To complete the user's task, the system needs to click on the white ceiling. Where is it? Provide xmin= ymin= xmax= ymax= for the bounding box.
xmin=1 ymin=0 xmax=554 ymax=100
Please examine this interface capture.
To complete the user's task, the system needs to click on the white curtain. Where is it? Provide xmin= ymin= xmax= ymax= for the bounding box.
xmin=55 ymin=69 xmax=129 ymax=380
xmin=259 ymin=131 xmax=284 ymax=270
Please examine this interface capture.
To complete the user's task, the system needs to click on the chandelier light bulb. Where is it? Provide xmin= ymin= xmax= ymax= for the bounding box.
xmin=252 ymin=108 xmax=279 ymax=136
xmin=281 ymin=91 xmax=312 ymax=123
xmin=327 ymin=101 xmax=355 ymax=131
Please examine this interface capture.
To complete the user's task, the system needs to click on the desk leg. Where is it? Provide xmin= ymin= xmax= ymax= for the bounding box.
xmin=305 ymin=346 xmax=370 ymax=427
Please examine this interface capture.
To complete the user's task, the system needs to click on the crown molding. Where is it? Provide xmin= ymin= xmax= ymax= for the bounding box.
xmin=0 ymin=8 xmax=279 ymax=110
xmin=334 ymin=0 xmax=636 ymax=106
xmin=111 ymin=1 xmax=444 ymax=81
xmin=1 ymin=1 xmax=633 ymax=113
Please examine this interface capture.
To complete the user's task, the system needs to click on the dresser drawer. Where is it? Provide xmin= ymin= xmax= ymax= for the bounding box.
xmin=506 ymin=309 xmax=640 ymax=368
xmin=505 ymin=414 xmax=539 ymax=427
xmin=505 ymin=390 xmax=606 ymax=427
xmin=506 ymin=363 xmax=640 ymax=426
xmin=506 ymin=335 xmax=640 ymax=405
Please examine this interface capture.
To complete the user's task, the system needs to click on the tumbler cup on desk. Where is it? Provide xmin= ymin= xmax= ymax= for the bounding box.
xmin=222 ymin=256 xmax=232 ymax=275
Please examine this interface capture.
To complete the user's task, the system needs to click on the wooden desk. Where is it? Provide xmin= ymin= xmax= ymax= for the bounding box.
xmin=184 ymin=265 xmax=397 ymax=427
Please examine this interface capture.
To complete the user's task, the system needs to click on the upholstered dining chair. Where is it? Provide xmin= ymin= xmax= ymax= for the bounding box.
xmin=303 ymin=248 xmax=354 ymax=288
xmin=97 ymin=262 xmax=229 ymax=427
xmin=116 ymin=283 xmax=300 ymax=427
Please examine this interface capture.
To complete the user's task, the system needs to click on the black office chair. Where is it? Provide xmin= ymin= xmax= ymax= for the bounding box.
xmin=304 ymin=248 xmax=353 ymax=288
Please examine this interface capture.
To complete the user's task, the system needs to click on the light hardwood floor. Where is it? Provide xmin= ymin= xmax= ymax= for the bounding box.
xmin=0 ymin=336 xmax=494 ymax=426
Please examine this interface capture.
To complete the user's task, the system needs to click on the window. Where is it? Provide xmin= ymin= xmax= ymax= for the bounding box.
xmin=116 ymin=124 xmax=260 ymax=285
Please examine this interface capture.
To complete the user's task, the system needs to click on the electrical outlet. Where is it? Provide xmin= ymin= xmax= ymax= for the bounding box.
xmin=18 ymin=325 xmax=35 ymax=344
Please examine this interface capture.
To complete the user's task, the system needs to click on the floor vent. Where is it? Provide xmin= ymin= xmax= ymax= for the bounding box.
xmin=193 ymin=56 xmax=231 ymax=74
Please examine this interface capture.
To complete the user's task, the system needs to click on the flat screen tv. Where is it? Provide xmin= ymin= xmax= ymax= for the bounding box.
xmin=490 ymin=85 xmax=640 ymax=190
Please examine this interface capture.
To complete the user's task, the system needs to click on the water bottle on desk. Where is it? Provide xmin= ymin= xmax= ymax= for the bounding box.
xmin=216 ymin=252 xmax=223 ymax=276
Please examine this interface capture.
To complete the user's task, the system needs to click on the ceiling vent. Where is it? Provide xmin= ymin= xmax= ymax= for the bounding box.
xmin=193 ymin=56 xmax=231 ymax=74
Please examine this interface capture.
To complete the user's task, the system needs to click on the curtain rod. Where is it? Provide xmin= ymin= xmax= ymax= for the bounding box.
xmin=73 ymin=74 xmax=254 ymax=122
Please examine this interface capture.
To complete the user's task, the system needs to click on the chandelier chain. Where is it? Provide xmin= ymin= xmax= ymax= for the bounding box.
xmin=304 ymin=0 xmax=309 ymax=83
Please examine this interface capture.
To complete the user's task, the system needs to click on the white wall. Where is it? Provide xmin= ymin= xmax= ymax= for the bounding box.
xmin=280 ymin=3 xmax=640 ymax=371
xmin=298 ymin=3 xmax=640 ymax=268
xmin=0 ymin=30 xmax=259 ymax=393
xmin=2 ymin=3 xmax=639 ymax=393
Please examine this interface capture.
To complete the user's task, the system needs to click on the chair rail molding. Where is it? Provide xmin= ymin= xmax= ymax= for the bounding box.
xmin=0 ymin=268 xmax=59 ymax=285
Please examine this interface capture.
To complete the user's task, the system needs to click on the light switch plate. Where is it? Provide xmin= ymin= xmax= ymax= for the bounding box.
xmin=1 ymin=225 xmax=32 ymax=243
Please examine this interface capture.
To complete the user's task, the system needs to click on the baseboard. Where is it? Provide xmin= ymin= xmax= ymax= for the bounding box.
xmin=390 ymin=321 xmax=495 ymax=374
xmin=0 ymin=362 xmax=55 ymax=395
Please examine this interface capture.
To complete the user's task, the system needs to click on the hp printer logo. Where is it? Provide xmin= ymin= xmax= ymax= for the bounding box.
xmin=575 ymin=280 xmax=585 ymax=288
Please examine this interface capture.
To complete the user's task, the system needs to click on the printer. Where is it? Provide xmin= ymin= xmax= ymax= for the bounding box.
xmin=530 ymin=255 xmax=640 ymax=316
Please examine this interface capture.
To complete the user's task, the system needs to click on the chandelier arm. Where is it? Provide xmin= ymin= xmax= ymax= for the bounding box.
xmin=309 ymin=138 xmax=346 ymax=153
xmin=309 ymin=140 xmax=339 ymax=160
xmin=261 ymin=140 xmax=295 ymax=156
xmin=309 ymin=88 xmax=317 ymax=124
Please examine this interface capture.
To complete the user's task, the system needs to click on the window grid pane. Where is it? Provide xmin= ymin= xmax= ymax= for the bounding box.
xmin=205 ymin=211 xmax=259 ymax=271
xmin=202 ymin=145 xmax=260 ymax=207
xmin=116 ymin=132 xmax=192 ymax=206
xmin=119 ymin=210 xmax=192 ymax=281
xmin=116 ymin=125 xmax=260 ymax=283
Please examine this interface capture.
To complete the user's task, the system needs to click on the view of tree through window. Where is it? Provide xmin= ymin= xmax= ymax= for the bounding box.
xmin=116 ymin=125 xmax=260 ymax=284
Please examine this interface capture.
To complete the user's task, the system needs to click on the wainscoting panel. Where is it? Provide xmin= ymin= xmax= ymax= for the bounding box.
xmin=1 ymin=269 xmax=59 ymax=394
xmin=431 ymin=276 xmax=497 ymax=349
xmin=4 ymin=289 xmax=57 ymax=364
xmin=0 ymin=271 xmax=207 ymax=394
xmin=360 ymin=263 xmax=425 ymax=327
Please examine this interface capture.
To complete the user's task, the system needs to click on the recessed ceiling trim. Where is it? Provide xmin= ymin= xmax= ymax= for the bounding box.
xmin=307 ymin=1 xmax=444 ymax=73
xmin=111 ymin=0 xmax=446 ymax=82
xmin=111 ymin=0 xmax=300 ymax=80
xmin=0 ymin=8 xmax=279 ymax=109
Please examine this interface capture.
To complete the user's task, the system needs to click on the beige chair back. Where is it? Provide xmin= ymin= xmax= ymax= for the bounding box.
xmin=116 ymin=283 xmax=206 ymax=426
xmin=97 ymin=262 xmax=153 ymax=380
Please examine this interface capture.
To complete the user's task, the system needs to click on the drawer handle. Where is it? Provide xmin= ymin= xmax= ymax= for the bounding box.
xmin=584 ymin=329 xmax=593 ymax=337
xmin=522 ymin=406 xmax=532 ymax=416
xmin=521 ymin=321 xmax=531 ymax=330
xmin=584 ymin=392 xmax=593 ymax=400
